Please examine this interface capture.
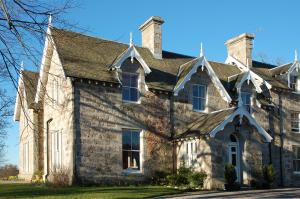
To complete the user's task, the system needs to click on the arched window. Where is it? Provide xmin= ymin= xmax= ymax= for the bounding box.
xmin=230 ymin=134 xmax=237 ymax=142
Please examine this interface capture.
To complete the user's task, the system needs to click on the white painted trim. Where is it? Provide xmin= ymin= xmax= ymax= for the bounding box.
xmin=191 ymin=84 xmax=208 ymax=113
xmin=13 ymin=72 xmax=24 ymax=121
xmin=227 ymin=56 xmax=272 ymax=92
xmin=112 ymin=46 xmax=151 ymax=74
xmin=174 ymin=56 xmax=232 ymax=103
xmin=34 ymin=27 xmax=53 ymax=103
xmin=287 ymin=62 xmax=300 ymax=89
xmin=225 ymin=55 xmax=248 ymax=72
xmin=209 ymin=106 xmax=272 ymax=142
xmin=121 ymin=129 xmax=144 ymax=174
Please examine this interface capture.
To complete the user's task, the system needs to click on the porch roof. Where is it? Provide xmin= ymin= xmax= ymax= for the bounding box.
xmin=176 ymin=107 xmax=273 ymax=142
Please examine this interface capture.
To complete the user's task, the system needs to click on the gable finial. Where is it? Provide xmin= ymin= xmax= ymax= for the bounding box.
xmin=246 ymin=58 xmax=249 ymax=69
xmin=129 ymin=32 xmax=133 ymax=47
xmin=48 ymin=14 xmax=52 ymax=27
xmin=295 ymin=49 xmax=298 ymax=62
xmin=200 ymin=42 xmax=204 ymax=57
xmin=20 ymin=61 xmax=24 ymax=71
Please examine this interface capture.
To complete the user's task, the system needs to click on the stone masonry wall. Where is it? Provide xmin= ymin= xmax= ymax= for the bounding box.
xmin=42 ymin=49 xmax=74 ymax=184
xmin=18 ymin=102 xmax=38 ymax=180
xmin=74 ymin=59 xmax=172 ymax=184
xmin=174 ymin=67 xmax=229 ymax=135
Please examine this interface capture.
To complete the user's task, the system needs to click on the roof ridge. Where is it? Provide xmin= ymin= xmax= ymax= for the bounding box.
xmin=269 ymin=61 xmax=293 ymax=70
xmin=51 ymin=26 xmax=130 ymax=48
xmin=51 ymin=26 xmax=194 ymax=59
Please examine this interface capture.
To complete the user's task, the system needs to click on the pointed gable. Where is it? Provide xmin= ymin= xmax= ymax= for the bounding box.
xmin=174 ymin=56 xmax=232 ymax=102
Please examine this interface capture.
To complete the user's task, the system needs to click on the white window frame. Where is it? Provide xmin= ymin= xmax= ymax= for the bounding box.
xmin=293 ymin=145 xmax=300 ymax=174
xmin=52 ymin=130 xmax=62 ymax=169
xmin=290 ymin=75 xmax=297 ymax=91
xmin=122 ymin=72 xmax=140 ymax=103
xmin=185 ymin=140 xmax=198 ymax=168
xmin=241 ymin=91 xmax=252 ymax=113
xmin=192 ymin=84 xmax=207 ymax=112
xmin=23 ymin=141 xmax=29 ymax=173
xmin=291 ymin=112 xmax=300 ymax=133
xmin=122 ymin=129 xmax=143 ymax=174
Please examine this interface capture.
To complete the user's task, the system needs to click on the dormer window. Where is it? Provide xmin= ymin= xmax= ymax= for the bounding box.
xmin=290 ymin=75 xmax=299 ymax=92
xmin=122 ymin=73 xmax=139 ymax=102
xmin=291 ymin=112 xmax=300 ymax=132
xmin=192 ymin=84 xmax=207 ymax=112
xmin=241 ymin=92 xmax=251 ymax=113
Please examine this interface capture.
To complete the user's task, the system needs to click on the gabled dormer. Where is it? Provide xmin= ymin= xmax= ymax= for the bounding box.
xmin=174 ymin=48 xmax=232 ymax=113
xmin=269 ymin=51 xmax=300 ymax=93
xmin=111 ymin=38 xmax=151 ymax=104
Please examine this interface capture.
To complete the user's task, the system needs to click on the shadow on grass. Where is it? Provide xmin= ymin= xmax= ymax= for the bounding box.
xmin=0 ymin=183 xmax=183 ymax=199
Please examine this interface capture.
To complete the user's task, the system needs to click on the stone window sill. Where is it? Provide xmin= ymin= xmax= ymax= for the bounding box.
xmin=122 ymin=168 xmax=143 ymax=175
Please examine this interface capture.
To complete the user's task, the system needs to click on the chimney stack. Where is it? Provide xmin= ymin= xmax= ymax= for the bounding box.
xmin=225 ymin=33 xmax=255 ymax=67
xmin=139 ymin=16 xmax=164 ymax=59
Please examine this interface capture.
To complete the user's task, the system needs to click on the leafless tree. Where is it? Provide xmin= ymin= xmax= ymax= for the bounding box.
xmin=0 ymin=0 xmax=74 ymax=163
xmin=0 ymin=89 xmax=12 ymax=164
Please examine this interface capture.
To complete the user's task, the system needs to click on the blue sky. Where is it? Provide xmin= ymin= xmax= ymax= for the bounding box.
xmin=4 ymin=0 xmax=300 ymax=166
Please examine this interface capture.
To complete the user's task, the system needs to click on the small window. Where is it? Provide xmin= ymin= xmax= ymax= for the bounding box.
xmin=52 ymin=78 xmax=59 ymax=103
xmin=290 ymin=75 xmax=298 ymax=91
xmin=52 ymin=130 xmax=62 ymax=169
xmin=291 ymin=112 xmax=300 ymax=132
xmin=122 ymin=73 xmax=139 ymax=102
xmin=23 ymin=142 xmax=29 ymax=173
xmin=293 ymin=146 xmax=300 ymax=172
xmin=192 ymin=85 xmax=206 ymax=111
xmin=185 ymin=140 xmax=198 ymax=168
xmin=230 ymin=134 xmax=237 ymax=142
xmin=122 ymin=129 xmax=140 ymax=170
xmin=241 ymin=92 xmax=251 ymax=112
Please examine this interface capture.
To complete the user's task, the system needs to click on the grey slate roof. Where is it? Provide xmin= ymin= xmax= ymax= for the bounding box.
xmin=51 ymin=27 xmax=194 ymax=91
xmin=50 ymin=27 xmax=291 ymax=92
xmin=21 ymin=70 xmax=39 ymax=108
xmin=51 ymin=27 xmax=242 ymax=91
xmin=270 ymin=63 xmax=293 ymax=75
xmin=252 ymin=60 xmax=291 ymax=90
xmin=176 ymin=108 xmax=236 ymax=139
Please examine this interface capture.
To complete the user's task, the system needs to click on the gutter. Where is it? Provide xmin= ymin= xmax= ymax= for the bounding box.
xmin=44 ymin=118 xmax=53 ymax=181
xmin=278 ymin=92 xmax=284 ymax=186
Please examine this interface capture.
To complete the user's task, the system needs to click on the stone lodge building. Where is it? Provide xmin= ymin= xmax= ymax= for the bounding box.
xmin=14 ymin=16 xmax=300 ymax=189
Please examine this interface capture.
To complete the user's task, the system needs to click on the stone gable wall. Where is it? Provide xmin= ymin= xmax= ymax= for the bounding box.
xmin=42 ymin=49 xmax=75 ymax=184
xmin=174 ymin=67 xmax=229 ymax=135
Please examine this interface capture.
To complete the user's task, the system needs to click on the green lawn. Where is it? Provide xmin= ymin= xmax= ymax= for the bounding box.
xmin=0 ymin=183 xmax=183 ymax=199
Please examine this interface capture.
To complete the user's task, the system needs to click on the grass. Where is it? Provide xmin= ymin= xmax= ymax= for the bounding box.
xmin=0 ymin=183 xmax=183 ymax=199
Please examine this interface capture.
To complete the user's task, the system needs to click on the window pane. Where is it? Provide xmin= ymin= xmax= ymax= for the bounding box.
xmin=131 ymin=132 xmax=140 ymax=150
xmin=193 ymin=85 xmax=199 ymax=97
xmin=232 ymin=154 xmax=236 ymax=166
xmin=231 ymin=147 xmax=236 ymax=152
xmin=130 ymin=88 xmax=138 ymax=102
xmin=132 ymin=151 xmax=140 ymax=170
xmin=192 ymin=97 xmax=199 ymax=110
xmin=199 ymin=86 xmax=205 ymax=98
xmin=199 ymin=98 xmax=205 ymax=111
xmin=122 ymin=131 xmax=131 ymax=150
xmin=123 ymin=151 xmax=130 ymax=169
xmin=130 ymin=74 xmax=138 ymax=87
xmin=122 ymin=87 xmax=130 ymax=101
xmin=122 ymin=74 xmax=130 ymax=86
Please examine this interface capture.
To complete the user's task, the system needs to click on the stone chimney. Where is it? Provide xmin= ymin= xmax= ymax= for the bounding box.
xmin=225 ymin=33 xmax=255 ymax=67
xmin=139 ymin=16 xmax=164 ymax=59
